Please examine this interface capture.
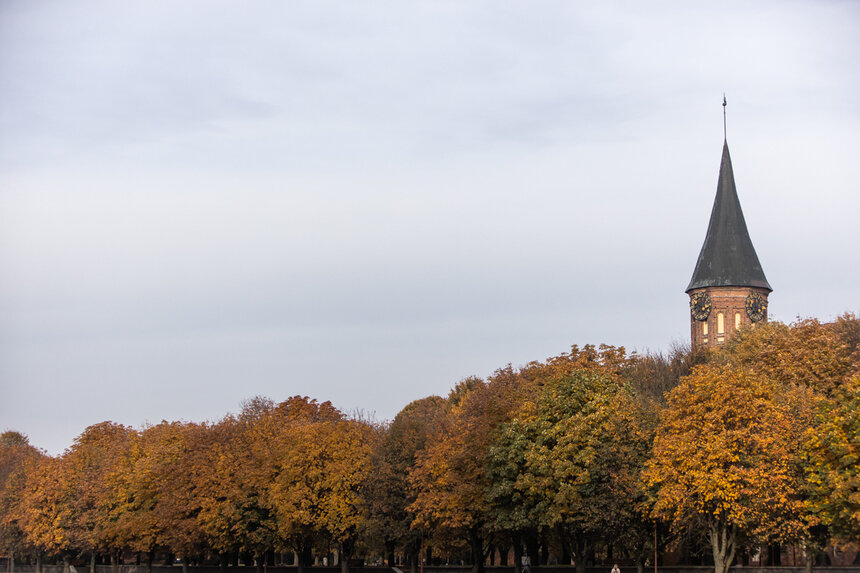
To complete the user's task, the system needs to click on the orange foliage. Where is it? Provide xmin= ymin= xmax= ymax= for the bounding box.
xmin=646 ymin=363 xmax=806 ymax=573
xmin=725 ymin=314 xmax=859 ymax=394
xmin=0 ymin=432 xmax=45 ymax=558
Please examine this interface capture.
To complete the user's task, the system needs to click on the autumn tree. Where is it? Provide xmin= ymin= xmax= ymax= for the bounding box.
xmin=58 ymin=422 xmax=137 ymax=572
xmin=409 ymin=370 xmax=540 ymax=573
xmin=487 ymin=370 xmax=654 ymax=573
xmin=0 ymin=432 xmax=45 ymax=570
xmin=194 ymin=396 xmax=376 ymax=572
xmin=830 ymin=312 xmax=860 ymax=368
xmin=364 ymin=396 xmax=447 ymax=572
xmin=194 ymin=400 xmax=278 ymax=570
xmin=645 ymin=363 xmax=803 ymax=573
xmin=518 ymin=344 xmax=633 ymax=389
xmin=620 ymin=343 xmax=706 ymax=404
xmin=256 ymin=397 xmax=374 ymax=573
xmin=408 ymin=345 xmax=636 ymax=573
xmin=409 ymin=378 xmax=495 ymax=573
xmin=12 ymin=423 xmax=137 ymax=569
xmin=16 ymin=454 xmax=73 ymax=570
xmin=14 ymin=434 xmax=123 ymax=569
xmin=725 ymin=314 xmax=860 ymax=395
xmin=720 ymin=313 xmax=860 ymax=563
xmin=314 ymin=416 xmax=376 ymax=573
xmin=136 ymin=422 xmax=208 ymax=568
xmin=803 ymin=375 xmax=860 ymax=544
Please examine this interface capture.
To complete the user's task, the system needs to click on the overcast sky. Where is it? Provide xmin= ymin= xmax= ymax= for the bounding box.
xmin=1 ymin=1 xmax=858 ymax=455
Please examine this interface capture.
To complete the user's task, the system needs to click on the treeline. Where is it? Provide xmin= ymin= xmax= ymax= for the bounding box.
xmin=1 ymin=315 xmax=858 ymax=573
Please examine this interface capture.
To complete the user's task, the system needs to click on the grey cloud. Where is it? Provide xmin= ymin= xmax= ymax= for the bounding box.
xmin=1 ymin=0 xmax=859 ymax=455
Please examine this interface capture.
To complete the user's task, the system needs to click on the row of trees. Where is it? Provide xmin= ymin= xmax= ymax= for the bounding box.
xmin=1 ymin=315 xmax=858 ymax=573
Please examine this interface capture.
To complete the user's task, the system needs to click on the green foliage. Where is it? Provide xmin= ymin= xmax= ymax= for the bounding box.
xmin=487 ymin=370 xmax=654 ymax=558
xmin=804 ymin=375 xmax=860 ymax=541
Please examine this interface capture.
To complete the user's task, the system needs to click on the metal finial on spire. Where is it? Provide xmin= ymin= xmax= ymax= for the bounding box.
xmin=722 ymin=94 xmax=727 ymax=140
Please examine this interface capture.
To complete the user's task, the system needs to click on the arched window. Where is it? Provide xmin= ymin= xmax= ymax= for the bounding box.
xmin=717 ymin=312 xmax=725 ymax=335
xmin=735 ymin=312 xmax=742 ymax=330
xmin=703 ymin=322 xmax=708 ymax=336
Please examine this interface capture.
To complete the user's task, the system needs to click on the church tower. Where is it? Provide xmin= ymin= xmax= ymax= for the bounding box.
xmin=687 ymin=119 xmax=772 ymax=349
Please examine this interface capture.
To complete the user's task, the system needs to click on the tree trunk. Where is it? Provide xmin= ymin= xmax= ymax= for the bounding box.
xmin=559 ymin=529 xmax=571 ymax=566
xmin=90 ymin=551 xmax=96 ymax=573
xmin=804 ymin=542 xmax=815 ymax=573
xmin=709 ymin=523 xmax=737 ymax=573
xmin=770 ymin=545 xmax=781 ymax=567
xmin=182 ymin=557 xmax=190 ymax=573
xmin=525 ymin=532 xmax=539 ymax=572
xmin=385 ymin=541 xmax=396 ymax=568
xmin=470 ymin=526 xmax=485 ymax=573
xmin=35 ymin=554 xmax=41 ymax=573
xmin=406 ymin=537 xmax=419 ymax=573
xmin=512 ymin=534 xmax=523 ymax=573
xmin=408 ymin=550 xmax=418 ymax=573
xmin=296 ymin=550 xmax=305 ymax=573
xmin=340 ymin=538 xmax=354 ymax=573
xmin=572 ymin=534 xmax=588 ymax=573
xmin=297 ymin=543 xmax=314 ymax=573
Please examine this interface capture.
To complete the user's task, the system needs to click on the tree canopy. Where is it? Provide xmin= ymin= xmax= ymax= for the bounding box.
xmin=2 ymin=314 xmax=858 ymax=573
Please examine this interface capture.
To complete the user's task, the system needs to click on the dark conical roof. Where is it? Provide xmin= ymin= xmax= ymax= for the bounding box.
xmin=686 ymin=141 xmax=772 ymax=293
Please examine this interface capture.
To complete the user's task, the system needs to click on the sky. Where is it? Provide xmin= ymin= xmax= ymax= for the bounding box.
xmin=1 ymin=1 xmax=859 ymax=456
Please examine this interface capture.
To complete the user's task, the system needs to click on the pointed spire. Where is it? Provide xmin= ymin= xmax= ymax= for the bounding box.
xmin=686 ymin=140 xmax=772 ymax=292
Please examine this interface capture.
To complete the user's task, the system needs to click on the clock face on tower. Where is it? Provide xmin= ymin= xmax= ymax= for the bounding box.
xmin=690 ymin=292 xmax=711 ymax=321
xmin=745 ymin=293 xmax=767 ymax=322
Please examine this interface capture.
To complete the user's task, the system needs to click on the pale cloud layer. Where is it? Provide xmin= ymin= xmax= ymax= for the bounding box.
xmin=1 ymin=1 xmax=859 ymax=454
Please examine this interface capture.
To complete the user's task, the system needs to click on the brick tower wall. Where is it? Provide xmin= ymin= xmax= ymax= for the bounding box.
xmin=689 ymin=286 xmax=770 ymax=349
